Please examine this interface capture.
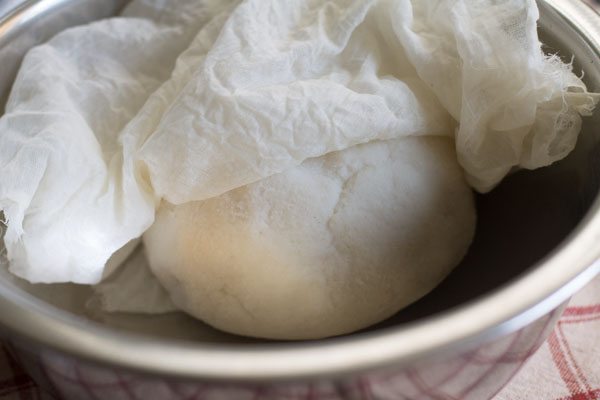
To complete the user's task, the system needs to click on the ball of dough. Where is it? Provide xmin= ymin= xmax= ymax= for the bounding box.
xmin=143 ymin=137 xmax=475 ymax=340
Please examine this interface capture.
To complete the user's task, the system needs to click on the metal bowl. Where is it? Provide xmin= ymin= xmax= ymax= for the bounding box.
xmin=0 ymin=1 xmax=599 ymax=399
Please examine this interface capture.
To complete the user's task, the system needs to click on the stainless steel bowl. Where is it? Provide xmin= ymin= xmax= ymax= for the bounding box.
xmin=0 ymin=1 xmax=599 ymax=399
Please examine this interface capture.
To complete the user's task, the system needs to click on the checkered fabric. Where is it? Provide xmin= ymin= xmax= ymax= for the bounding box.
xmin=0 ymin=347 xmax=38 ymax=399
xmin=0 ymin=274 xmax=597 ymax=400
xmin=495 ymin=275 xmax=600 ymax=400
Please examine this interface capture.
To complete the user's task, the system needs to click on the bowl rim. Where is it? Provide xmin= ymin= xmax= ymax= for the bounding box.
xmin=0 ymin=0 xmax=599 ymax=382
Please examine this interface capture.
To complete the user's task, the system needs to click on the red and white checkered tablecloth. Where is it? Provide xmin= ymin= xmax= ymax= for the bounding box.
xmin=495 ymin=275 xmax=600 ymax=400
xmin=0 ymin=274 xmax=597 ymax=400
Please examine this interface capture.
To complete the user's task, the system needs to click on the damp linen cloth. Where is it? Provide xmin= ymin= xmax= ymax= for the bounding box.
xmin=0 ymin=0 xmax=596 ymax=289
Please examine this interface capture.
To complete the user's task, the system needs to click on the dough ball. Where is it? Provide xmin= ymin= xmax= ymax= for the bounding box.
xmin=143 ymin=137 xmax=476 ymax=340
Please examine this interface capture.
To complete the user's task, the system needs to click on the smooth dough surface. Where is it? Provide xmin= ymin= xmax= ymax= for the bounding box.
xmin=143 ymin=137 xmax=476 ymax=339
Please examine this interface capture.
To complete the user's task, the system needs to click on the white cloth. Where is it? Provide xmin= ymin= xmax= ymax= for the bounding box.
xmin=393 ymin=0 xmax=598 ymax=191
xmin=0 ymin=0 xmax=596 ymax=284
xmin=0 ymin=0 xmax=227 ymax=283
